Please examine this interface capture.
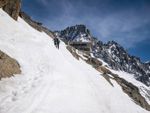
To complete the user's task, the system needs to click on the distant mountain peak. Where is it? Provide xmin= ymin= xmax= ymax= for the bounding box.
xmin=66 ymin=24 xmax=89 ymax=32
xmin=55 ymin=24 xmax=92 ymax=43
xmin=107 ymin=40 xmax=121 ymax=46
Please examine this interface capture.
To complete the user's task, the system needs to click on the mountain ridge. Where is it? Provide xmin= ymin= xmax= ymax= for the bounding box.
xmin=56 ymin=24 xmax=150 ymax=86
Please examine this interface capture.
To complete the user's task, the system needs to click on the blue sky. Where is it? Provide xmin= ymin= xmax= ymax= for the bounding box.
xmin=22 ymin=0 xmax=150 ymax=62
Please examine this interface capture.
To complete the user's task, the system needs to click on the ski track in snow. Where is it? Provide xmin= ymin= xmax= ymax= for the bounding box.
xmin=0 ymin=9 xmax=149 ymax=113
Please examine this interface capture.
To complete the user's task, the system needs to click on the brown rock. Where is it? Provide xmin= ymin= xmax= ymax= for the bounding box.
xmin=96 ymin=66 xmax=111 ymax=74
xmin=0 ymin=0 xmax=8 ymax=8
xmin=3 ymin=0 xmax=21 ymax=20
xmin=115 ymin=76 xmax=150 ymax=111
xmin=86 ymin=57 xmax=102 ymax=68
xmin=66 ymin=46 xmax=79 ymax=60
xmin=0 ymin=50 xmax=21 ymax=79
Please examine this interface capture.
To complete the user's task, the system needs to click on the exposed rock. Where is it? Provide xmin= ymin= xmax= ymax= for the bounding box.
xmin=86 ymin=57 xmax=102 ymax=68
xmin=0 ymin=50 xmax=21 ymax=79
xmin=69 ymin=42 xmax=92 ymax=54
xmin=96 ymin=66 xmax=150 ymax=111
xmin=92 ymin=40 xmax=150 ymax=86
xmin=140 ymin=86 xmax=150 ymax=102
xmin=115 ymin=76 xmax=150 ymax=111
xmin=55 ymin=24 xmax=92 ymax=43
xmin=59 ymin=25 xmax=150 ymax=110
xmin=2 ymin=0 xmax=21 ymax=20
xmin=42 ymin=26 xmax=55 ymax=38
xmin=19 ymin=11 xmax=43 ymax=31
xmin=66 ymin=46 xmax=79 ymax=60
xmin=95 ymin=65 xmax=150 ymax=111
xmin=0 ymin=0 xmax=8 ymax=8
xmin=19 ymin=11 xmax=55 ymax=38
xmin=96 ymin=66 xmax=112 ymax=74
xmin=102 ymin=74 xmax=114 ymax=86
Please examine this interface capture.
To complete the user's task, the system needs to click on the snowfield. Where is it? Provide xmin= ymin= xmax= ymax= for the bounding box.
xmin=0 ymin=9 xmax=149 ymax=113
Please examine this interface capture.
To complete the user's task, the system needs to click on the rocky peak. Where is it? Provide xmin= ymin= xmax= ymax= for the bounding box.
xmin=107 ymin=41 xmax=123 ymax=49
xmin=65 ymin=24 xmax=90 ymax=35
xmin=95 ymin=40 xmax=150 ymax=86
xmin=56 ymin=24 xmax=92 ymax=43
xmin=106 ymin=41 xmax=127 ymax=54
xmin=107 ymin=40 xmax=120 ymax=46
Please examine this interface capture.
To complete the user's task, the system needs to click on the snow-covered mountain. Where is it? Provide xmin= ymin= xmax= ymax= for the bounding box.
xmin=56 ymin=25 xmax=92 ymax=43
xmin=56 ymin=25 xmax=150 ymax=86
xmin=0 ymin=3 xmax=150 ymax=113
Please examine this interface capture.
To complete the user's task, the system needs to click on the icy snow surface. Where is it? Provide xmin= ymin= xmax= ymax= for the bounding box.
xmin=0 ymin=9 xmax=149 ymax=113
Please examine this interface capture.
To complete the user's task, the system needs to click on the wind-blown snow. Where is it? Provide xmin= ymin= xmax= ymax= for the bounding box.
xmin=0 ymin=9 xmax=149 ymax=113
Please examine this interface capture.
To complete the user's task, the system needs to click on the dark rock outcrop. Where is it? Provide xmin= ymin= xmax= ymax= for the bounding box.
xmin=93 ymin=40 xmax=150 ymax=86
xmin=66 ymin=46 xmax=79 ymax=60
xmin=56 ymin=25 xmax=92 ymax=43
xmin=115 ymin=76 xmax=150 ymax=111
xmin=2 ymin=0 xmax=21 ymax=20
xmin=96 ymin=66 xmax=112 ymax=74
xmin=0 ymin=50 xmax=21 ymax=79
xmin=86 ymin=57 xmax=103 ymax=68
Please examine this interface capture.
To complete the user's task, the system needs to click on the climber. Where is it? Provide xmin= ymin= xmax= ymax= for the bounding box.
xmin=53 ymin=37 xmax=60 ymax=49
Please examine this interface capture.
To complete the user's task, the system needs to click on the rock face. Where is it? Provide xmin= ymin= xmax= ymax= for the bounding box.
xmin=115 ymin=76 xmax=150 ymax=111
xmin=56 ymin=25 xmax=150 ymax=86
xmin=0 ymin=0 xmax=8 ymax=8
xmin=19 ymin=11 xmax=55 ymax=38
xmin=19 ymin=11 xmax=43 ymax=32
xmin=56 ymin=25 xmax=92 ymax=43
xmin=97 ymin=66 xmax=150 ymax=111
xmin=92 ymin=40 xmax=150 ymax=86
xmin=66 ymin=46 xmax=80 ymax=60
xmin=86 ymin=57 xmax=103 ymax=68
xmin=0 ymin=50 xmax=21 ymax=79
xmin=2 ymin=0 xmax=21 ymax=20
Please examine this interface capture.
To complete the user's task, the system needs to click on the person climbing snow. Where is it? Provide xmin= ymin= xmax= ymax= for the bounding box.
xmin=53 ymin=37 xmax=60 ymax=49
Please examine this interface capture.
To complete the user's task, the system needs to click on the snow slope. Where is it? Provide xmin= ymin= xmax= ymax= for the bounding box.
xmin=0 ymin=9 xmax=149 ymax=113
